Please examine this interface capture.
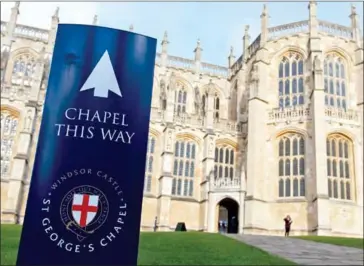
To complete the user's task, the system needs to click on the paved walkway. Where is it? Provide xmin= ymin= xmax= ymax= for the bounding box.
xmin=227 ymin=234 xmax=364 ymax=265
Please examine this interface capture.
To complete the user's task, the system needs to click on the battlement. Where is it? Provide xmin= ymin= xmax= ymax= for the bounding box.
xmin=1 ymin=21 xmax=49 ymax=42
xmin=1 ymin=2 xmax=361 ymax=79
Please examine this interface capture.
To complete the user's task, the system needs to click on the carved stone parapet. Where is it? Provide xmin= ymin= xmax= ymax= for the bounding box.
xmin=162 ymin=126 xmax=175 ymax=153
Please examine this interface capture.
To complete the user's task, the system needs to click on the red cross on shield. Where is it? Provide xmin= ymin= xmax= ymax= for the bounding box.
xmin=71 ymin=194 xmax=99 ymax=228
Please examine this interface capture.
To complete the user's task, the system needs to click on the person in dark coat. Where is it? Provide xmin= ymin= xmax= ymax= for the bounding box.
xmin=283 ymin=215 xmax=293 ymax=237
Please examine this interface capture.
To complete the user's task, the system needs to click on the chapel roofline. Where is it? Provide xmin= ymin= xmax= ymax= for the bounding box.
xmin=1 ymin=1 xmax=362 ymax=79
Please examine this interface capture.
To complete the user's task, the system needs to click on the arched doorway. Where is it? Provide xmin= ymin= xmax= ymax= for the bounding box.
xmin=217 ymin=198 xmax=239 ymax=234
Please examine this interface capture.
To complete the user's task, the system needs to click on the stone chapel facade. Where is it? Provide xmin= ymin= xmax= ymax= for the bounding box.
xmin=1 ymin=2 xmax=363 ymax=237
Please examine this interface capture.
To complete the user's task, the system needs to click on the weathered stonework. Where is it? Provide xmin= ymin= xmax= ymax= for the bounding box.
xmin=1 ymin=2 xmax=363 ymax=238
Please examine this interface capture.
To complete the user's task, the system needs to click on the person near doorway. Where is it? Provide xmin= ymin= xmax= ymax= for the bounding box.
xmin=218 ymin=220 xmax=223 ymax=233
xmin=223 ymin=220 xmax=228 ymax=233
xmin=283 ymin=215 xmax=293 ymax=237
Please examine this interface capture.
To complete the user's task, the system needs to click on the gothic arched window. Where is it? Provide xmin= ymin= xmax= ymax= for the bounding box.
xmin=201 ymin=93 xmax=220 ymax=119
xmin=175 ymin=83 xmax=187 ymax=116
xmin=160 ymin=80 xmax=167 ymax=111
xmin=11 ymin=53 xmax=36 ymax=86
xmin=278 ymin=52 xmax=304 ymax=109
xmin=1 ymin=110 xmax=19 ymax=177
xmin=278 ymin=133 xmax=305 ymax=198
xmin=214 ymin=94 xmax=220 ymax=120
xmin=327 ymin=134 xmax=353 ymax=200
xmin=172 ymin=139 xmax=196 ymax=197
xmin=214 ymin=145 xmax=235 ymax=179
xmin=144 ymin=136 xmax=156 ymax=193
xmin=324 ymin=53 xmax=347 ymax=110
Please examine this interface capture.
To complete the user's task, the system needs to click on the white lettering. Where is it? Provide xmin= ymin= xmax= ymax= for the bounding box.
xmin=65 ymin=108 xmax=77 ymax=120
xmin=55 ymin=124 xmax=65 ymax=136
xmin=43 ymin=198 xmax=51 ymax=205
xmin=120 ymin=114 xmax=128 ymax=126
xmin=65 ymin=243 xmax=73 ymax=252
xmin=50 ymin=233 xmax=58 ymax=241
xmin=100 ymin=129 xmax=135 ymax=144
xmin=78 ymin=109 xmax=90 ymax=121
xmin=101 ymin=128 xmax=117 ymax=140
xmin=106 ymin=232 xmax=116 ymax=242
xmin=100 ymin=238 xmax=108 ymax=247
xmin=103 ymin=112 xmax=112 ymax=123
xmin=65 ymin=125 xmax=78 ymax=137
xmin=44 ymin=226 xmax=53 ymax=234
xmin=57 ymin=239 xmax=65 ymax=248
xmin=126 ymin=131 xmax=134 ymax=143
xmin=88 ymin=244 xmax=95 ymax=252
xmin=42 ymin=218 xmax=50 ymax=226
xmin=112 ymin=113 xmax=120 ymax=125
xmin=90 ymin=111 xmax=101 ymax=123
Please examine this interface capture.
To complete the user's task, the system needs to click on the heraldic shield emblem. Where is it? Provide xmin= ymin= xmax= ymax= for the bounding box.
xmin=72 ymin=194 xmax=99 ymax=228
xmin=60 ymin=185 xmax=109 ymax=242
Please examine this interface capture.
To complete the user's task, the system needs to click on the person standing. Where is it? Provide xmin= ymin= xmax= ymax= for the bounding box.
xmin=153 ymin=216 xmax=158 ymax=232
xmin=223 ymin=220 xmax=228 ymax=233
xmin=283 ymin=215 xmax=293 ymax=237
xmin=218 ymin=220 xmax=223 ymax=233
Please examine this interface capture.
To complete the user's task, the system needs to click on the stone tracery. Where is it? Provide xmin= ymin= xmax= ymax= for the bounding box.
xmin=144 ymin=136 xmax=156 ymax=193
xmin=324 ymin=52 xmax=347 ymax=110
xmin=278 ymin=133 xmax=306 ymax=198
xmin=11 ymin=52 xmax=37 ymax=87
xmin=172 ymin=139 xmax=197 ymax=197
xmin=278 ymin=51 xmax=305 ymax=109
xmin=326 ymin=133 xmax=353 ymax=201
xmin=0 ymin=110 xmax=19 ymax=176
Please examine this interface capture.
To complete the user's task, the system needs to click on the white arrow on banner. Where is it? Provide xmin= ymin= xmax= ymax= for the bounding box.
xmin=79 ymin=50 xmax=122 ymax=99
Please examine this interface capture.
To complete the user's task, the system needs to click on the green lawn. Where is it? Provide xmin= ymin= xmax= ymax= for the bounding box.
xmin=294 ymin=236 xmax=364 ymax=249
xmin=1 ymin=225 xmax=295 ymax=265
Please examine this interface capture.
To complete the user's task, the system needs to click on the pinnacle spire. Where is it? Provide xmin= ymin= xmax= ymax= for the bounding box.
xmin=93 ymin=15 xmax=98 ymax=25
xmin=194 ymin=38 xmax=202 ymax=61
xmin=261 ymin=4 xmax=267 ymax=16
xmin=308 ymin=0 xmax=317 ymax=10
xmin=351 ymin=3 xmax=357 ymax=15
xmin=230 ymin=46 xmax=234 ymax=56
xmin=129 ymin=24 xmax=134 ymax=31
xmin=196 ymin=38 xmax=201 ymax=48
xmin=244 ymin=25 xmax=250 ymax=36
xmin=53 ymin=7 xmax=59 ymax=17
xmin=161 ymin=31 xmax=169 ymax=54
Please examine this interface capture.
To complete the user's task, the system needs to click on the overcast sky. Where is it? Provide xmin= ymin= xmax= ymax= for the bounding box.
xmin=1 ymin=1 xmax=363 ymax=66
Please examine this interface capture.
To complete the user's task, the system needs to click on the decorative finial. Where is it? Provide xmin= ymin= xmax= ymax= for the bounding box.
xmin=197 ymin=38 xmax=201 ymax=48
xmin=351 ymin=3 xmax=356 ymax=14
xmin=230 ymin=46 xmax=234 ymax=56
xmin=129 ymin=24 xmax=134 ymax=31
xmin=93 ymin=15 xmax=98 ymax=25
xmin=262 ymin=4 xmax=267 ymax=15
xmin=163 ymin=31 xmax=168 ymax=41
xmin=54 ymin=7 xmax=59 ymax=17
xmin=309 ymin=1 xmax=317 ymax=7
xmin=245 ymin=25 xmax=250 ymax=34
xmin=15 ymin=1 xmax=20 ymax=8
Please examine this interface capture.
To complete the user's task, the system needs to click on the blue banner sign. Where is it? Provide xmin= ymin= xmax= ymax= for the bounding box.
xmin=16 ymin=24 xmax=156 ymax=266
